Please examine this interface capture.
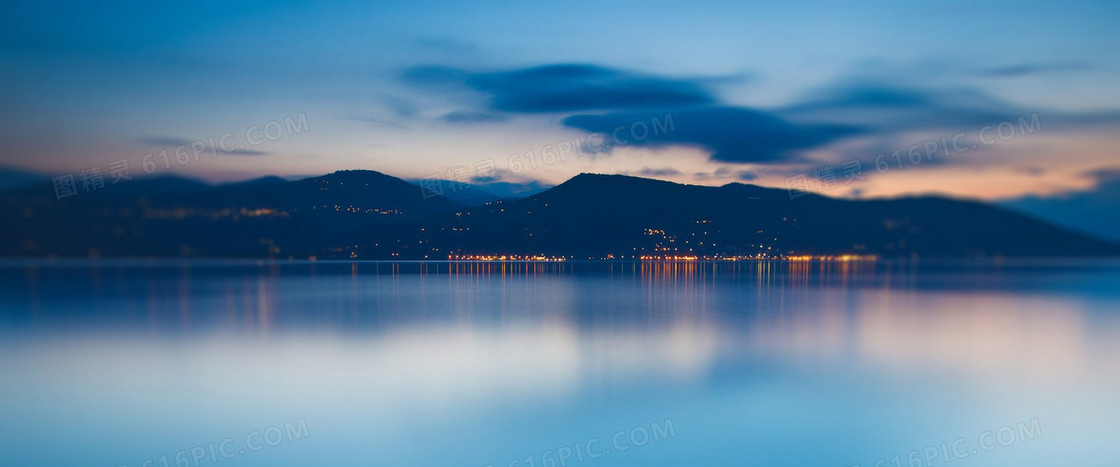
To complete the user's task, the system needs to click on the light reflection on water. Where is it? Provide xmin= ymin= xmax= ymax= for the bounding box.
xmin=1 ymin=260 xmax=1118 ymax=466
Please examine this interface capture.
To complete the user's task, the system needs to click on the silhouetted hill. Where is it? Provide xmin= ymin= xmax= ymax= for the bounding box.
xmin=406 ymin=178 xmax=551 ymax=206
xmin=155 ymin=170 xmax=459 ymax=216
xmin=1000 ymin=173 xmax=1120 ymax=242
xmin=225 ymin=175 xmax=289 ymax=187
xmin=1 ymin=170 xmax=460 ymax=257
xmin=0 ymin=167 xmax=49 ymax=194
xmin=0 ymin=175 xmax=212 ymax=214
xmin=1 ymin=171 xmax=1115 ymax=259
xmin=400 ymin=173 xmax=1117 ymax=259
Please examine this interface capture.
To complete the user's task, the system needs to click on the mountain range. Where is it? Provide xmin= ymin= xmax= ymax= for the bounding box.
xmin=1 ymin=169 xmax=1115 ymax=259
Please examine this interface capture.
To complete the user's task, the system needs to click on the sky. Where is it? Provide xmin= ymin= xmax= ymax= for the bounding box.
xmin=2 ymin=0 xmax=1119 ymax=233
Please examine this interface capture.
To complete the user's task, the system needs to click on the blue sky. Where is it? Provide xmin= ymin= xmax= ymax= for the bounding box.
xmin=3 ymin=0 xmax=1120 ymax=231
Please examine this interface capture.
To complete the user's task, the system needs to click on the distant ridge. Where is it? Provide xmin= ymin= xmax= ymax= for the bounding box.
xmin=0 ymin=170 xmax=1115 ymax=259
xmin=397 ymin=172 xmax=1116 ymax=259
xmin=0 ymin=166 xmax=50 ymax=194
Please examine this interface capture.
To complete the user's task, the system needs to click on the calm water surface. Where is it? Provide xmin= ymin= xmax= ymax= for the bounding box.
xmin=1 ymin=260 xmax=1118 ymax=466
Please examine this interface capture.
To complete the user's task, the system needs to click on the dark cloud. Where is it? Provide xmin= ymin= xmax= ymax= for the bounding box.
xmin=222 ymin=149 xmax=268 ymax=156
xmin=468 ymin=168 xmax=512 ymax=184
xmin=470 ymin=174 xmax=500 ymax=183
xmin=1085 ymin=167 xmax=1120 ymax=184
xmin=782 ymin=83 xmax=1021 ymax=131
xmin=635 ymin=167 xmax=681 ymax=177
xmin=468 ymin=168 xmax=513 ymax=184
xmin=403 ymin=63 xmax=1119 ymax=167
xmin=440 ymin=111 xmax=510 ymax=124
xmin=403 ymin=63 xmax=866 ymax=163
xmin=401 ymin=65 xmax=471 ymax=87
xmin=785 ymin=80 xmax=1120 ymax=136
xmin=976 ymin=62 xmax=1094 ymax=78
xmin=563 ymin=107 xmax=862 ymax=163
xmin=712 ymin=167 xmax=758 ymax=181
xmin=1015 ymin=166 xmax=1047 ymax=177
xmin=138 ymin=136 xmax=270 ymax=156
xmin=785 ymin=86 xmax=936 ymax=111
xmin=780 ymin=81 xmax=1120 ymax=177
xmin=404 ymin=64 xmax=714 ymax=113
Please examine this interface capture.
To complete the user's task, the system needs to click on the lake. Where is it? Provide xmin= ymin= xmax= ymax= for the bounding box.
xmin=1 ymin=259 xmax=1118 ymax=466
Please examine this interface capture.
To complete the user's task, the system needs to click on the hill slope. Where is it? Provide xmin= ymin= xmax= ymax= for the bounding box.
xmin=400 ymin=173 xmax=1116 ymax=258
xmin=2 ymin=171 xmax=1114 ymax=259
xmin=1 ymin=170 xmax=460 ymax=257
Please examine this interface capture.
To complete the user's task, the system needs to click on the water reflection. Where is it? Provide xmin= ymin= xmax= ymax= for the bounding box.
xmin=1 ymin=260 xmax=1119 ymax=465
